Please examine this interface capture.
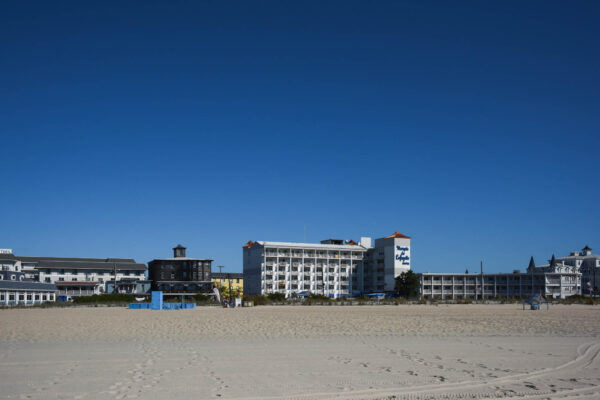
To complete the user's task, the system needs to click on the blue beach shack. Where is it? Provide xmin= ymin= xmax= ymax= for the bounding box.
xmin=129 ymin=291 xmax=196 ymax=310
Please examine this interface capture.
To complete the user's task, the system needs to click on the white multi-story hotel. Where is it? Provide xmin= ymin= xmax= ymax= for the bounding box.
xmin=243 ymin=232 xmax=412 ymax=298
xmin=419 ymin=246 xmax=597 ymax=300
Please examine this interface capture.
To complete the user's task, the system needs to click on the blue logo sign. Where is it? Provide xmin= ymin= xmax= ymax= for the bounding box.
xmin=395 ymin=246 xmax=410 ymax=265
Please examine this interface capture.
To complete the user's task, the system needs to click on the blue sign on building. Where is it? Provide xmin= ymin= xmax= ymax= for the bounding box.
xmin=396 ymin=246 xmax=410 ymax=265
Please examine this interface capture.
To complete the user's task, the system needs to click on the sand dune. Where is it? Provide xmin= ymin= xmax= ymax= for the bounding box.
xmin=1 ymin=304 xmax=599 ymax=399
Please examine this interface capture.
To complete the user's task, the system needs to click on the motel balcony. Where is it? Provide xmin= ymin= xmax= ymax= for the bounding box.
xmin=58 ymin=289 xmax=96 ymax=296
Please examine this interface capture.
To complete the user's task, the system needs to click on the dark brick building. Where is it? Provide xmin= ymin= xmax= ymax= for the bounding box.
xmin=148 ymin=245 xmax=213 ymax=293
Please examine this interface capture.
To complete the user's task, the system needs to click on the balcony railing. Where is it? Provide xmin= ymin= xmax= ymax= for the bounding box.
xmin=58 ymin=290 xmax=96 ymax=296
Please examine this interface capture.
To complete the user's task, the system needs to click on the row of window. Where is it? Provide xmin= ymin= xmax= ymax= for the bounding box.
xmin=0 ymin=293 xmax=55 ymax=302
xmin=159 ymin=272 xmax=210 ymax=280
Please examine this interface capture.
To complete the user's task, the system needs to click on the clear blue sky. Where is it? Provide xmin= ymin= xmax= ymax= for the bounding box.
xmin=1 ymin=1 xmax=599 ymax=273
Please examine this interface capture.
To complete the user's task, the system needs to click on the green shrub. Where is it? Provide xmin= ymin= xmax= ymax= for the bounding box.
xmin=561 ymin=294 xmax=597 ymax=305
xmin=242 ymin=295 xmax=271 ymax=305
xmin=72 ymin=294 xmax=136 ymax=304
xmin=193 ymin=294 xmax=211 ymax=303
xmin=267 ymin=293 xmax=286 ymax=302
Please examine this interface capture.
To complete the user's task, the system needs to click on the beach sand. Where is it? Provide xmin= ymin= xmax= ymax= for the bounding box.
xmin=1 ymin=304 xmax=599 ymax=399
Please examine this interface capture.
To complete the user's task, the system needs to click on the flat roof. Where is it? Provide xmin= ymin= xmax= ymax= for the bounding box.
xmin=150 ymin=258 xmax=213 ymax=262
xmin=256 ymin=241 xmax=367 ymax=251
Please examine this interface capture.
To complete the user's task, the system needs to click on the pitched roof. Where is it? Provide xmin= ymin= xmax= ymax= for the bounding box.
xmin=0 ymin=253 xmax=137 ymax=263
xmin=173 ymin=244 xmax=186 ymax=249
xmin=256 ymin=241 xmax=368 ymax=251
xmin=0 ymin=281 xmax=57 ymax=291
xmin=385 ymin=232 xmax=411 ymax=239
xmin=346 ymin=240 xmax=358 ymax=245
xmin=242 ymin=241 xmax=254 ymax=248
xmin=37 ymin=260 xmax=146 ymax=271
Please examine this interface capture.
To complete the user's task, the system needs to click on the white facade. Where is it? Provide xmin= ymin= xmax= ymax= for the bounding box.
xmin=553 ymin=246 xmax=600 ymax=295
xmin=243 ymin=232 xmax=412 ymax=298
xmin=420 ymin=271 xmax=581 ymax=300
xmin=366 ymin=234 xmax=411 ymax=292
xmin=0 ymin=251 xmax=146 ymax=297
xmin=244 ymin=241 xmax=367 ymax=298
xmin=0 ymin=285 xmax=56 ymax=306
xmin=419 ymin=247 xmax=598 ymax=300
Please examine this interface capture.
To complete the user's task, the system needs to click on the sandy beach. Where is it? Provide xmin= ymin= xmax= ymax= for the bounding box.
xmin=1 ymin=304 xmax=599 ymax=399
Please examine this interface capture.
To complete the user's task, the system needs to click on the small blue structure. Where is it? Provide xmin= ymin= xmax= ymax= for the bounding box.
xmin=129 ymin=291 xmax=195 ymax=310
xmin=150 ymin=291 xmax=163 ymax=310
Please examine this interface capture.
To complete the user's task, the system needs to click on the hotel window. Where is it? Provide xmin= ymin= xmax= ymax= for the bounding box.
xmin=35 ymin=294 xmax=40 ymax=300
xmin=58 ymin=277 xmax=64 ymax=281
xmin=0 ymin=294 xmax=3 ymax=301
xmin=45 ymin=277 xmax=51 ymax=283
xmin=171 ymin=273 xmax=175 ymax=279
xmin=11 ymin=275 xmax=15 ymax=280
xmin=27 ymin=294 xmax=32 ymax=300
xmin=19 ymin=294 xmax=24 ymax=301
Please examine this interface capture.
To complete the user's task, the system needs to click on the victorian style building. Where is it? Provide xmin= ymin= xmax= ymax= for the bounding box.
xmin=148 ymin=245 xmax=214 ymax=293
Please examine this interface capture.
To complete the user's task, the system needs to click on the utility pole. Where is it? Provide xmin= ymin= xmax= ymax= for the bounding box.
xmin=217 ymin=265 xmax=224 ymax=290
xmin=227 ymin=273 xmax=233 ymax=304
xmin=113 ymin=262 xmax=119 ymax=294
xmin=480 ymin=260 xmax=483 ymax=300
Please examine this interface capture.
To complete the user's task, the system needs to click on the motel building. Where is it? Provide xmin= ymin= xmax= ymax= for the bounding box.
xmin=419 ymin=249 xmax=590 ymax=300
xmin=243 ymin=232 xmax=412 ymax=298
